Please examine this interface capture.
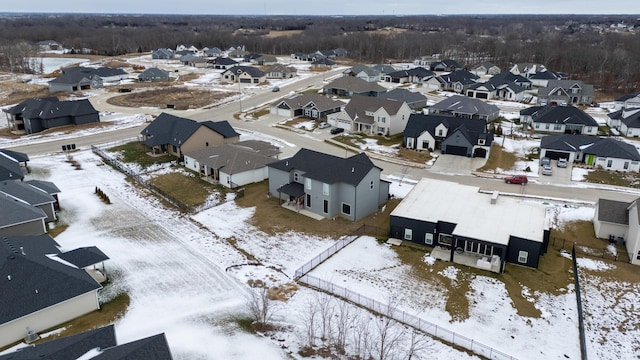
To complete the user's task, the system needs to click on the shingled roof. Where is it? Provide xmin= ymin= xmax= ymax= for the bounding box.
xmin=141 ymin=113 xmax=239 ymax=147
xmin=185 ymin=140 xmax=280 ymax=175
xmin=531 ymin=105 xmax=598 ymax=126
xmin=323 ymin=76 xmax=387 ymax=94
xmin=344 ymin=94 xmax=406 ymax=125
xmin=268 ymin=148 xmax=379 ymax=186
xmin=0 ymin=194 xmax=46 ymax=230
xmin=430 ymin=95 xmax=499 ymax=118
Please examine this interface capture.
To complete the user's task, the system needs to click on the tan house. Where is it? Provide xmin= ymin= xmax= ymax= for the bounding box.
xmin=140 ymin=113 xmax=240 ymax=158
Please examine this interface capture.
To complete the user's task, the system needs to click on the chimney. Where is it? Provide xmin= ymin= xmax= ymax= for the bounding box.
xmin=490 ymin=191 xmax=499 ymax=205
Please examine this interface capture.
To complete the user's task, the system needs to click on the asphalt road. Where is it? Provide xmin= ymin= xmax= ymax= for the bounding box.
xmin=6 ymin=65 xmax=640 ymax=205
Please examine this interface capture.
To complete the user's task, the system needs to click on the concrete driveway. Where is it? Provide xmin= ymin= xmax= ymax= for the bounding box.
xmin=537 ymin=160 xmax=574 ymax=185
xmin=429 ymin=153 xmax=488 ymax=175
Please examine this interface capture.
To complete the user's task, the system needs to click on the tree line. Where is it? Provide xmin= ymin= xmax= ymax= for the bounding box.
xmin=0 ymin=13 xmax=638 ymax=93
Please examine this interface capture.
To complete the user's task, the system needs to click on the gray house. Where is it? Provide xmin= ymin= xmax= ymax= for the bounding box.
xmin=323 ymin=76 xmax=387 ymax=97
xmin=522 ymin=105 xmax=599 ymax=135
xmin=537 ymin=80 xmax=594 ymax=106
xmin=0 ymin=194 xmax=47 ymax=237
xmin=267 ymin=148 xmax=390 ymax=221
xmin=0 ymin=149 xmax=28 ymax=181
xmin=48 ymin=71 xmax=103 ymax=93
xmin=0 ymin=180 xmax=58 ymax=223
xmin=5 ymin=97 xmax=99 ymax=135
xmin=428 ymin=95 xmax=500 ymax=122
xmin=151 ymin=48 xmax=175 ymax=59
xmin=269 ymin=93 xmax=343 ymax=120
xmin=138 ymin=67 xmax=170 ymax=82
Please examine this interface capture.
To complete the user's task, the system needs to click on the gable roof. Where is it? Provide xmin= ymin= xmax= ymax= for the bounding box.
xmin=324 ymin=76 xmax=387 ymax=94
xmin=265 ymin=63 xmax=296 ymax=74
xmin=141 ymin=113 xmax=239 ymax=147
xmin=48 ymin=71 xmax=96 ymax=86
xmin=139 ymin=67 xmax=169 ymax=78
xmin=91 ymin=333 xmax=173 ymax=360
xmin=0 ymin=235 xmax=101 ymax=324
xmin=344 ymin=94 xmax=406 ymax=125
xmin=58 ymin=246 xmax=110 ymax=268
xmin=346 ymin=65 xmax=380 ymax=77
xmin=224 ymin=65 xmax=266 ymax=78
xmin=430 ymin=95 xmax=499 ymax=117
xmin=185 ymin=140 xmax=280 ymax=175
xmin=540 ymin=134 xmax=596 ymax=152
xmin=371 ymin=64 xmax=396 ymax=74
xmin=596 ymin=199 xmax=631 ymax=225
xmin=438 ymin=70 xmax=479 ymax=85
xmin=540 ymin=134 xmax=640 ymax=160
xmin=0 ymin=325 xmax=117 ymax=360
xmin=7 ymin=97 xmax=98 ymax=121
xmin=0 ymin=180 xmax=55 ymax=207
xmin=385 ymin=66 xmax=433 ymax=79
xmin=272 ymin=93 xmax=343 ymax=112
xmin=618 ymin=108 xmax=640 ymax=129
xmin=404 ymin=113 xmax=492 ymax=146
xmin=615 ymin=92 xmax=640 ymax=102
xmin=0 ymin=152 xmax=25 ymax=181
xmin=212 ymin=57 xmax=238 ymax=66
xmin=63 ymin=66 xmax=127 ymax=78
xmin=0 ymin=194 xmax=46 ymax=229
xmin=24 ymin=180 xmax=61 ymax=195
xmin=0 ymin=148 xmax=29 ymax=163
xmin=531 ymin=105 xmax=598 ymax=126
xmin=379 ymin=88 xmax=428 ymax=105
xmin=268 ymin=148 xmax=379 ymax=186
xmin=538 ymin=80 xmax=594 ymax=98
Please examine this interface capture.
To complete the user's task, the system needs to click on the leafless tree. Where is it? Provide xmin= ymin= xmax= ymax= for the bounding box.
xmin=315 ymin=292 xmax=335 ymax=342
xmin=371 ymin=303 xmax=406 ymax=360
xmin=333 ymin=297 xmax=355 ymax=353
xmin=406 ymin=329 xmax=432 ymax=360
xmin=246 ymin=286 xmax=278 ymax=328
xmin=300 ymin=298 xmax=319 ymax=347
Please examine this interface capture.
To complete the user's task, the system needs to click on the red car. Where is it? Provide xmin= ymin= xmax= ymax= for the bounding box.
xmin=504 ymin=175 xmax=528 ymax=184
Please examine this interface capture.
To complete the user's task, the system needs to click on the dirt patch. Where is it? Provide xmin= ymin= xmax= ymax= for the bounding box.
xmin=477 ymin=143 xmax=518 ymax=172
xmin=103 ymin=60 xmax=131 ymax=69
xmin=106 ymin=87 xmax=233 ymax=110
xmin=584 ymin=169 xmax=640 ymax=188
xmin=0 ymin=83 xmax=50 ymax=106
xmin=262 ymin=30 xmax=304 ymax=38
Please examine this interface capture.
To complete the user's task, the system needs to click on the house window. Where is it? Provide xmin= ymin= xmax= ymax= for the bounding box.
xmin=553 ymin=124 xmax=562 ymax=131
xmin=323 ymin=199 xmax=328 ymax=213
xmin=422 ymin=141 xmax=429 ymax=149
xmin=518 ymin=251 xmax=528 ymax=264
xmin=425 ymin=233 xmax=434 ymax=245
xmin=370 ymin=180 xmax=374 ymax=190
xmin=545 ymin=124 xmax=550 ymax=130
xmin=306 ymin=194 xmax=311 ymax=207
xmin=378 ymin=116 xmax=386 ymax=123
xmin=535 ymin=123 xmax=540 ymax=129
xmin=378 ymin=127 xmax=385 ymax=134
xmin=205 ymin=142 xmax=209 ymax=147
xmin=478 ymin=139 xmax=485 ymax=145
xmin=341 ymin=203 xmax=351 ymax=215
xmin=294 ymin=173 xmax=299 ymax=182
xmin=624 ymin=162 xmax=630 ymax=170
xmin=438 ymin=129 xmax=444 ymax=136
xmin=305 ymin=178 xmax=312 ymax=190
xmin=637 ymin=251 xmax=640 ymax=260
xmin=323 ymin=183 xmax=329 ymax=196
xmin=404 ymin=229 xmax=413 ymax=241
xmin=607 ymin=160 xmax=613 ymax=168
xmin=438 ymin=234 xmax=453 ymax=246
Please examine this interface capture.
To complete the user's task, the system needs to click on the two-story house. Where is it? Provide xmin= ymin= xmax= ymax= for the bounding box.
xmin=329 ymin=94 xmax=412 ymax=135
xmin=537 ymin=80 xmax=594 ymax=106
xmin=267 ymin=148 xmax=389 ymax=222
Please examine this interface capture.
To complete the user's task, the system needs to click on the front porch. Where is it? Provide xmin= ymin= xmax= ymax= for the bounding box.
xmin=431 ymin=246 xmax=502 ymax=273
xmin=281 ymin=200 xmax=325 ymax=220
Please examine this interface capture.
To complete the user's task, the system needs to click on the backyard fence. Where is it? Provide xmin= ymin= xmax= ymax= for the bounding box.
xmin=298 ymin=273 xmax=516 ymax=360
xmin=550 ymin=237 xmax=629 ymax=263
xmin=91 ymin=143 xmax=221 ymax=214
xmin=572 ymin=244 xmax=589 ymax=360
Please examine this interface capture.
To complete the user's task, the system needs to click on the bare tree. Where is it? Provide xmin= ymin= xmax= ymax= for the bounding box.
xmin=300 ymin=299 xmax=319 ymax=347
xmin=315 ymin=292 xmax=335 ymax=342
xmin=351 ymin=315 xmax=373 ymax=360
xmin=333 ymin=298 xmax=354 ymax=353
xmin=371 ymin=304 xmax=406 ymax=360
xmin=246 ymin=286 xmax=277 ymax=329
xmin=406 ymin=329 xmax=432 ymax=360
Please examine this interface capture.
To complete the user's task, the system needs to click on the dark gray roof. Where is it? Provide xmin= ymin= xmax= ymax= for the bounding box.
xmin=0 ymin=152 xmax=24 ymax=181
xmin=345 ymin=94 xmax=406 ymax=125
xmin=619 ymin=108 xmax=640 ymax=129
xmin=540 ymin=135 xmax=640 ymax=161
xmin=277 ymin=182 xmax=305 ymax=198
xmin=404 ymin=113 xmax=493 ymax=146
xmin=530 ymin=71 xmax=561 ymax=80
xmin=0 ymin=194 xmax=46 ymax=229
xmin=139 ymin=67 xmax=169 ymax=78
xmin=531 ymin=105 xmax=598 ymax=126
xmin=58 ymin=246 xmax=110 ymax=268
xmin=0 ymin=235 xmax=101 ymax=324
xmin=6 ymin=97 xmax=59 ymax=117
xmin=7 ymin=97 xmax=98 ymax=121
xmin=272 ymin=93 xmax=343 ymax=112
xmin=520 ymin=105 xmax=543 ymax=116
xmin=64 ymin=66 xmax=127 ymax=78
xmin=312 ymin=57 xmax=336 ymax=66
xmin=540 ymin=134 xmax=596 ymax=152
xmin=213 ymin=57 xmax=238 ymax=65
xmin=141 ymin=113 xmax=239 ymax=147
xmin=430 ymin=95 xmax=499 ymax=118
xmin=224 ymin=65 xmax=265 ymax=78
xmin=0 ymin=325 xmax=117 ymax=360
xmin=385 ymin=67 xmax=433 ymax=79
xmin=0 ymin=148 xmax=29 ymax=163
xmin=0 ymin=180 xmax=55 ymax=207
xmin=615 ymin=92 xmax=640 ymax=102
xmin=371 ymin=64 xmax=396 ymax=74
xmin=48 ymin=72 xmax=96 ymax=85
xmin=438 ymin=70 xmax=479 ymax=85
xmin=268 ymin=148 xmax=379 ymax=186
xmin=91 ymin=333 xmax=173 ymax=360
xmin=379 ymin=88 xmax=428 ymax=105
xmin=24 ymin=180 xmax=61 ymax=195
xmin=346 ymin=65 xmax=380 ymax=77
xmin=597 ymin=199 xmax=631 ymax=225
xmin=184 ymin=141 xmax=280 ymax=175
xmin=538 ymin=80 xmax=594 ymax=98
xmin=324 ymin=76 xmax=387 ymax=94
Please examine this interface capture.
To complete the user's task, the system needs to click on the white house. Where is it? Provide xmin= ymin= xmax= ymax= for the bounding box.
xmin=594 ymin=198 xmax=640 ymax=266
xmin=331 ymin=94 xmax=412 ymax=135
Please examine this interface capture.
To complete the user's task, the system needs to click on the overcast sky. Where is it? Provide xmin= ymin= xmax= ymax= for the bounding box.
xmin=2 ymin=0 xmax=638 ymax=16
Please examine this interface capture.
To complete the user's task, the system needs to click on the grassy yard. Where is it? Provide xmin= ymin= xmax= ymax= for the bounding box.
xmin=150 ymin=172 xmax=224 ymax=207
xmin=584 ymin=169 xmax=640 ymax=188
xmin=477 ymin=143 xmax=519 ymax=172
xmin=108 ymin=141 xmax=174 ymax=168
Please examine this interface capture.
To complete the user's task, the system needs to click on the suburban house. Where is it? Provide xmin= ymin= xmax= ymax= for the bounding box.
xmin=188 ymin=57 xmax=209 ymax=68
xmin=140 ymin=113 xmax=240 ymax=158
xmin=0 ymin=235 xmax=105 ymax=347
xmin=329 ymin=94 xmax=411 ymax=135
xmin=179 ymin=53 xmax=198 ymax=65
xmin=138 ymin=67 xmax=170 ymax=82
xmin=4 ymin=97 xmax=100 ymax=135
xmin=529 ymin=70 xmax=562 ymax=87
xmin=422 ymin=75 xmax=447 ymax=91
xmin=428 ymin=95 xmax=500 ymax=122
xmin=509 ymin=63 xmax=547 ymax=78
xmin=323 ymin=76 xmax=387 ymax=97
xmin=429 ymin=59 xmax=463 ymax=72
xmin=382 ymin=67 xmax=433 ymax=84
xmin=0 ymin=148 xmax=29 ymax=181
xmin=254 ymin=55 xmax=278 ymax=65
xmin=343 ymin=65 xmax=382 ymax=82
xmin=24 ymin=180 xmax=61 ymax=211
xmin=0 ymin=180 xmax=58 ymax=223
xmin=521 ymin=105 xmax=599 ymax=135
xmin=65 ymin=66 xmax=128 ymax=83
xmin=203 ymin=46 xmax=223 ymax=57
xmin=311 ymin=57 xmax=336 ymax=69
xmin=0 ymin=194 xmax=47 ymax=237
xmin=265 ymin=63 xmax=297 ymax=79
xmin=222 ymin=65 xmax=266 ymax=84
xmin=379 ymin=88 xmax=428 ymax=109
xmin=270 ymin=93 xmax=343 ymax=120
xmin=184 ymin=140 xmax=280 ymax=189
xmin=0 ymin=325 xmax=173 ymax=360
xmin=267 ymin=148 xmax=390 ymax=222
xmin=611 ymin=108 xmax=640 ymax=137
xmin=466 ymin=72 xmax=529 ymax=101
xmin=390 ymin=178 xmax=550 ymax=273
xmin=176 ymin=44 xmax=198 ymax=53
xmin=438 ymin=70 xmax=480 ymax=93
xmin=540 ymin=134 xmax=640 ymax=171
xmin=537 ymin=80 xmax=594 ymax=106
xmin=469 ymin=61 xmax=501 ymax=76
xmin=211 ymin=57 xmax=238 ymax=70
xmin=614 ymin=92 xmax=640 ymax=110
xmin=48 ymin=71 xmax=102 ymax=93
xmin=593 ymin=198 xmax=640 ymax=266
xmin=403 ymin=114 xmax=493 ymax=158
xmin=151 ymin=48 xmax=175 ymax=59
xmin=371 ymin=64 xmax=396 ymax=75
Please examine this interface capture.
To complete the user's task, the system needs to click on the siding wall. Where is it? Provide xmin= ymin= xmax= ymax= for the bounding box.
xmin=0 ymin=219 xmax=46 ymax=237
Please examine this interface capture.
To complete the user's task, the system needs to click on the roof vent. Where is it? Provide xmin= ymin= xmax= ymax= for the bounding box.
xmin=351 ymin=167 xmax=355 ymax=173
xmin=25 ymin=329 xmax=39 ymax=343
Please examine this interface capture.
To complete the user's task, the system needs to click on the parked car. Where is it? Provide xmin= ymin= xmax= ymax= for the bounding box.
xmin=504 ymin=175 xmax=528 ymax=184
xmin=318 ymin=122 xmax=331 ymax=129
xmin=557 ymin=158 xmax=568 ymax=168
xmin=541 ymin=164 xmax=553 ymax=176
xmin=272 ymin=86 xmax=280 ymax=92
xmin=540 ymin=157 xmax=551 ymax=166
xmin=330 ymin=127 xmax=344 ymax=134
